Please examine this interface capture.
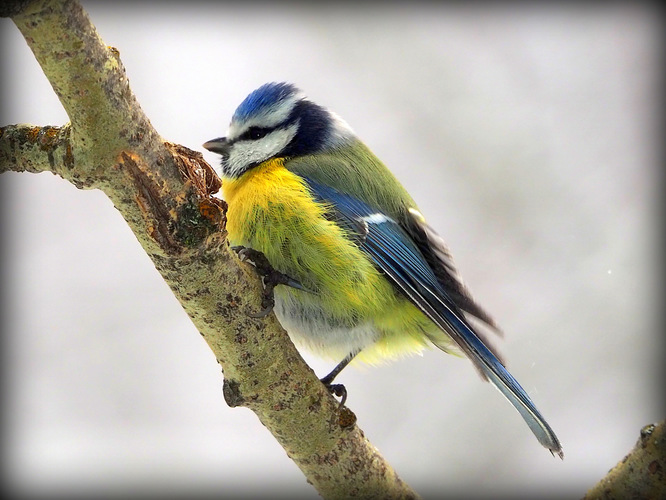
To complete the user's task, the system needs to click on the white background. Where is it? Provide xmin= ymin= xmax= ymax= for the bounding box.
xmin=1 ymin=3 xmax=661 ymax=499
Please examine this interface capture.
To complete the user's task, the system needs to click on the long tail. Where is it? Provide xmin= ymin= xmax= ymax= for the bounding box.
xmin=366 ymin=222 xmax=564 ymax=457
xmin=427 ymin=313 xmax=564 ymax=458
xmin=303 ymin=178 xmax=563 ymax=457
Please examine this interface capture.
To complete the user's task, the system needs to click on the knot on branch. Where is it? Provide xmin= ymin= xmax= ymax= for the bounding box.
xmin=223 ymin=378 xmax=245 ymax=407
xmin=167 ymin=141 xmax=227 ymax=227
xmin=117 ymin=144 xmax=227 ymax=255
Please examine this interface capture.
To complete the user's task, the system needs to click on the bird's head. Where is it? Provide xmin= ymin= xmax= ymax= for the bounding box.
xmin=203 ymin=82 xmax=355 ymax=178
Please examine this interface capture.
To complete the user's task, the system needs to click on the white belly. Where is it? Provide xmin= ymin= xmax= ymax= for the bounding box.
xmin=273 ymin=290 xmax=380 ymax=361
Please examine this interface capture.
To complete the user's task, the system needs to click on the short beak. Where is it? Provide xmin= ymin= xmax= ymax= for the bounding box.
xmin=202 ymin=137 xmax=230 ymax=155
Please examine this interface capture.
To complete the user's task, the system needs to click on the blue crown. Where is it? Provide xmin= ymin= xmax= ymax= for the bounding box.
xmin=232 ymin=82 xmax=299 ymax=123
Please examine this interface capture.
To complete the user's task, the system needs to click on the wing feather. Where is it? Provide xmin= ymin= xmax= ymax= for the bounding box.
xmin=304 ymin=177 xmax=563 ymax=457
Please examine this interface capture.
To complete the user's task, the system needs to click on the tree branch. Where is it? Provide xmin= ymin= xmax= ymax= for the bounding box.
xmin=0 ymin=124 xmax=73 ymax=176
xmin=1 ymin=0 xmax=418 ymax=497
xmin=584 ymin=420 xmax=666 ymax=500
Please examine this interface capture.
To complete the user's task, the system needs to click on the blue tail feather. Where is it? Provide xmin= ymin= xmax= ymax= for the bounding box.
xmin=305 ymin=177 xmax=563 ymax=457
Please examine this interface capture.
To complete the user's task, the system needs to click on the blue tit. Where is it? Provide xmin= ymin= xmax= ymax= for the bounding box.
xmin=203 ymin=82 xmax=563 ymax=458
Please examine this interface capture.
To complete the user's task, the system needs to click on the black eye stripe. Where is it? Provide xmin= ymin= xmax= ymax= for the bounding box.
xmin=239 ymin=126 xmax=272 ymax=141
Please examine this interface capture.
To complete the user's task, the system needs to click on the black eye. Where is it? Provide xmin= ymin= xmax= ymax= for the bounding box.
xmin=244 ymin=127 xmax=270 ymax=141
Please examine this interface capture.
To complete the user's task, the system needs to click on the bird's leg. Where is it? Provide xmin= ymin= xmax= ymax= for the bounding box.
xmin=232 ymin=246 xmax=307 ymax=318
xmin=320 ymin=351 xmax=358 ymax=406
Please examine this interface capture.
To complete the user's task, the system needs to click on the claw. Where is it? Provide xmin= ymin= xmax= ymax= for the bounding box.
xmin=232 ymin=245 xmax=253 ymax=264
xmin=325 ymin=383 xmax=348 ymax=407
xmin=248 ymin=303 xmax=274 ymax=318
xmin=319 ymin=352 xmax=357 ymax=409
xmin=284 ymin=277 xmax=308 ymax=292
xmin=232 ymin=246 xmax=309 ymax=317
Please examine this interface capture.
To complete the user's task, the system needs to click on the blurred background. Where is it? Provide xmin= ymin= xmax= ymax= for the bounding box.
xmin=1 ymin=2 xmax=662 ymax=499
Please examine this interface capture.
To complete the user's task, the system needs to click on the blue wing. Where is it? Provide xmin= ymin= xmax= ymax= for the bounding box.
xmin=305 ymin=177 xmax=563 ymax=457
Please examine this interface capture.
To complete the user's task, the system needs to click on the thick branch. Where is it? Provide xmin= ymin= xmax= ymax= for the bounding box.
xmin=2 ymin=1 xmax=418 ymax=497
xmin=584 ymin=421 xmax=666 ymax=500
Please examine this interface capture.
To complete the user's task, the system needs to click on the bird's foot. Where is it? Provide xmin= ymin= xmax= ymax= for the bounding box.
xmin=232 ymin=246 xmax=306 ymax=317
xmin=318 ymin=352 xmax=357 ymax=408
xmin=323 ymin=382 xmax=348 ymax=407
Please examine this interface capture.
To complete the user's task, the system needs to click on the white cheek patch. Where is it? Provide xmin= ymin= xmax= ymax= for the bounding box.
xmin=224 ymin=122 xmax=299 ymax=177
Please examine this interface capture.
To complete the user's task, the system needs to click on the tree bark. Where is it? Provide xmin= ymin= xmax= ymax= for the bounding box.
xmin=0 ymin=1 xmax=418 ymax=498
xmin=583 ymin=420 xmax=666 ymax=500
xmin=5 ymin=2 xmax=660 ymax=498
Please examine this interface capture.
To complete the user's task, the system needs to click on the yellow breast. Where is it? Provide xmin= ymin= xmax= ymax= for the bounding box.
xmin=222 ymin=158 xmax=386 ymax=308
xmin=221 ymin=158 xmax=434 ymax=363
xmin=222 ymin=158 xmax=326 ymax=246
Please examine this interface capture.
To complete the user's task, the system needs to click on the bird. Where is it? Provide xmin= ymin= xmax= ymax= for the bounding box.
xmin=203 ymin=82 xmax=563 ymax=458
